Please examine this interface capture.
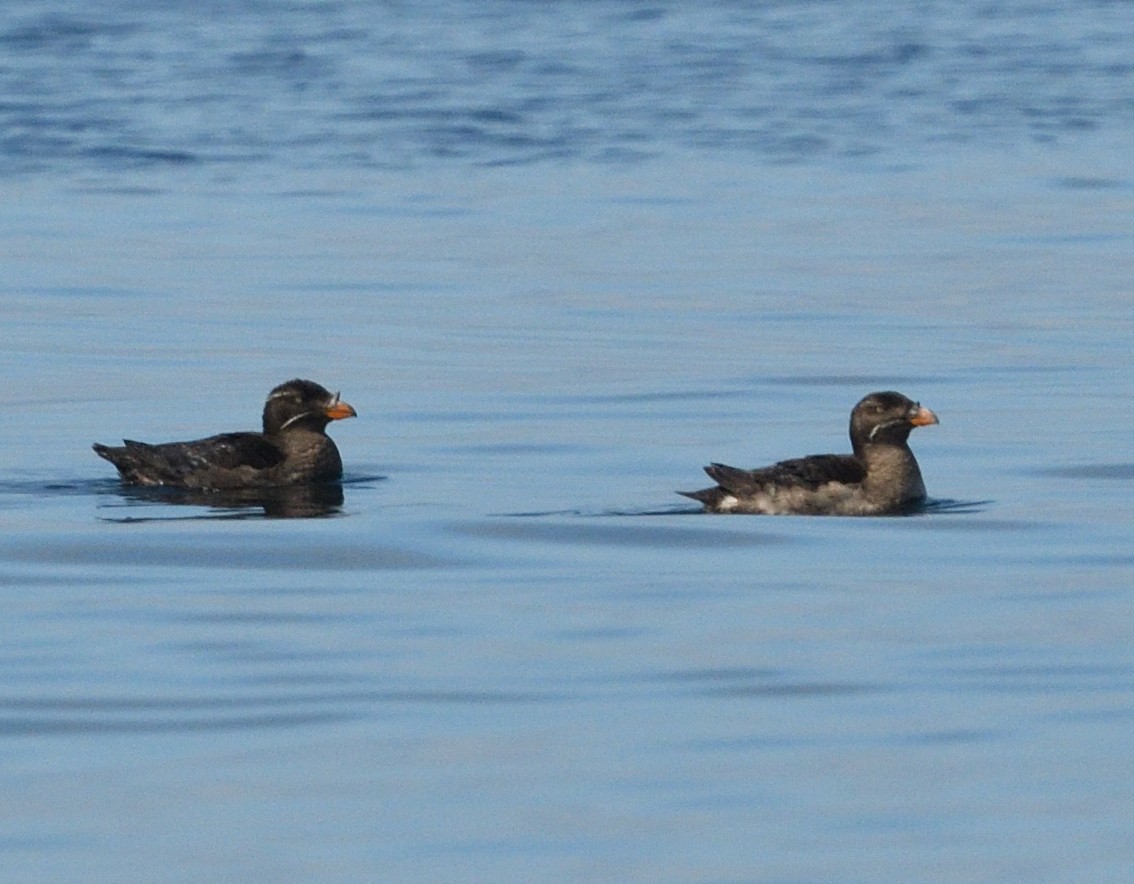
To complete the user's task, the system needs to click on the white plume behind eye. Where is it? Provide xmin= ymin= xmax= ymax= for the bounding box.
xmin=868 ymin=419 xmax=903 ymax=440
xmin=277 ymin=410 xmax=319 ymax=432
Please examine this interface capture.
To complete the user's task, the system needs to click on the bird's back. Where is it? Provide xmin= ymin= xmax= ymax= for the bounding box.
xmin=93 ymin=432 xmax=285 ymax=489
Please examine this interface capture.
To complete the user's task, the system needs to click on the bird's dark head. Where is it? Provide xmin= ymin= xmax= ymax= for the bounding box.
xmin=263 ymin=379 xmax=357 ymax=435
xmin=849 ymin=390 xmax=938 ymax=452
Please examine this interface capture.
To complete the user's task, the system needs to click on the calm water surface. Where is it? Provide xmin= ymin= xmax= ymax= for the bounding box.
xmin=2 ymin=1 xmax=1134 ymax=880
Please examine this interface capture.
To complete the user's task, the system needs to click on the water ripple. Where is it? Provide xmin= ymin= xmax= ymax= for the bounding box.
xmin=2 ymin=2 xmax=1132 ymax=178
xmin=1038 ymin=463 xmax=1134 ymax=480
xmin=0 ymin=687 xmax=566 ymax=736
xmin=643 ymin=667 xmax=887 ymax=700
xmin=451 ymin=519 xmax=787 ymax=549
xmin=1 ymin=536 xmax=451 ymax=571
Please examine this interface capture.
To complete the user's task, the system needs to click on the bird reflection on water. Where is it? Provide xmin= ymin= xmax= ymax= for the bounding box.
xmin=99 ymin=481 xmax=346 ymax=520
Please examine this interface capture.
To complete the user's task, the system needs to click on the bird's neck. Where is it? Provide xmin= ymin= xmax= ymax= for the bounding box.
xmin=860 ymin=442 xmax=925 ymax=501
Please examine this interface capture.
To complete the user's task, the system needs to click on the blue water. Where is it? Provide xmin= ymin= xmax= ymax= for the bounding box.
xmin=2 ymin=1 xmax=1134 ymax=880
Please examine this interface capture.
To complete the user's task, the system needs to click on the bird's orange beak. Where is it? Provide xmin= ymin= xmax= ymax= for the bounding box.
xmin=324 ymin=395 xmax=357 ymax=421
xmin=909 ymin=405 xmax=939 ymax=427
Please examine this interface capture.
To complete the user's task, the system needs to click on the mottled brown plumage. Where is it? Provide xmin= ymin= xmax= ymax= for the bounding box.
xmin=93 ymin=379 xmax=356 ymax=490
xmin=679 ymin=391 xmax=938 ymax=515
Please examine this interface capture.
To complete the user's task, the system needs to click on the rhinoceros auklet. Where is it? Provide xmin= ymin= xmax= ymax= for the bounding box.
xmin=679 ymin=391 xmax=938 ymax=515
xmin=93 ymin=379 xmax=357 ymax=490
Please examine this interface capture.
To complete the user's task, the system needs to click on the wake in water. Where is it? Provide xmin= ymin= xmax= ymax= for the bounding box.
xmin=922 ymin=497 xmax=992 ymax=515
xmin=500 ymin=498 xmax=989 ymax=518
xmin=498 ymin=503 xmax=700 ymax=518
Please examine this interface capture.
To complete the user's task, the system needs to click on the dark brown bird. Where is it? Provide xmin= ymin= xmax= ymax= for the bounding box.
xmin=93 ymin=379 xmax=357 ymax=490
xmin=679 ymin=391 xmax=938 ymax=515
